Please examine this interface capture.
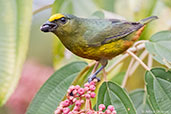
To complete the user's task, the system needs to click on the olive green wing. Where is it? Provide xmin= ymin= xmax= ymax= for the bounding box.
xmin=85 ymin=16 xmax=158 ymax=47
xmin=85 ymin=19 xmax=143 ymax=47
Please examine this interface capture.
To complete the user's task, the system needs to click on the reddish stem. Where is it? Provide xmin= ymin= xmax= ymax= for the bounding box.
xmin=85 ymin=99 xmax=92 ymax=111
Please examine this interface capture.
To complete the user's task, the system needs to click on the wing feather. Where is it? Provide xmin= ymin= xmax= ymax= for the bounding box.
xmin=85 ymin=19 xmax=143 ymax=47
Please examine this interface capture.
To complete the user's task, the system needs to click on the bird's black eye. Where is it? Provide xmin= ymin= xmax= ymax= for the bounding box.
xmin=60 ymin=17 xmax=67 ymax=24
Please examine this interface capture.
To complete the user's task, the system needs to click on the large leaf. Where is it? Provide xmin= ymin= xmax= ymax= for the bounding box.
xmin=145 ymin=68 xmax=171 ymax=114
xmin=26 ymin=61 xmax=87 ymax=114
xmin=129 ymin=89 xmax=154 ymax=114
xmin=0 ymin=0 xmax=32 ymax=105
xmin=145 ymin=31 xmax=171 ymax=68
xmin=97 ymin=81 xmax=136 ymax=114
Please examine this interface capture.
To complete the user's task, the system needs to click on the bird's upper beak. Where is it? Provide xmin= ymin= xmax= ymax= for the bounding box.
xmin=40 ymin=21 xmax=58 ymax=32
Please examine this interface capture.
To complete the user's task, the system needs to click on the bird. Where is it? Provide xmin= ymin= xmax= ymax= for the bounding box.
xmin=40 ymin=13 xmax=158 ymax=82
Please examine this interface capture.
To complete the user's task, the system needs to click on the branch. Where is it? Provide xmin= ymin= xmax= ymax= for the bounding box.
xmin=148 ymin=54 xmax=153 ymax=68
xmin=129 ymin=50 xmax=148 ymax=76
xmin=126 ymin=50 xmax=150 ymax=71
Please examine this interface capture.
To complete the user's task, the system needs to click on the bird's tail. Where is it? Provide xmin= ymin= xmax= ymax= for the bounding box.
xmin=139 ymin=16 xmax=158 ymax=25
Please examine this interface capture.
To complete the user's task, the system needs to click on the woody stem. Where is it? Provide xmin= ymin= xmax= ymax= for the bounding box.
xmin=126 ymin=50 xmax=150 ymax=71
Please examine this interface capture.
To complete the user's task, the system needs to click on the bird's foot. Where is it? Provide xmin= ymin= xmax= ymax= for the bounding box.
xmin=88 ymin=74 xmax=100 ymax=83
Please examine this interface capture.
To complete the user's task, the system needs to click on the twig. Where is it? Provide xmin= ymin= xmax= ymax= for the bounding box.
xmin=103 ymin=69 xmax=107 ymax=82
xmin=129 ymin=43 xmax=145 ymax=52
xmin=148 ymin=54 xmax=153 ymax=68
xmin=85 ymin=99 xmax=92 ymax=111
xmin=129 ymin=50 xmax=148 ymax=76
xmin=33 ymin=4 xmax=52 ymax=15
xmin=121 ymin=57 xmax=135 ymax=88
xmin=126 ymin=50 xmax=150 ymax=71
xmin=133 ymin=40 xmax=148 ymax=47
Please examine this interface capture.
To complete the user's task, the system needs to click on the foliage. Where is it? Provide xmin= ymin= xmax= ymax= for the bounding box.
xmin=0 ymin=0 xmax=171 ymax=114
xmin=0 ymin=0 xmax=33 ymax=106
xmin=27 ymin=62 xmax=87 ymax=114
xmin=145 ymin=68 xmax=171 ymax=114
xmin=97 ymin=82 xmax=136 ymax=114
xmin=27 ymin=28 xmax=171 ymax=113
xmin=145 ymin=31 xmax=171 ymax=68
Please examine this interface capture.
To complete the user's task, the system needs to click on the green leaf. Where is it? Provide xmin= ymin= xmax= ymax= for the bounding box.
xmin=97 ymin=81 xmax=136 ymax=114
xmin=145 ymin=31 xmax=171 ymax=68
xmin=129 ymin=89 xmax=154 ymax=114
xmin=145 ymin=68 xmax=171 ymax=114
xmin=0 ymin=0 xmax=32 ymax=105
xmin=26 ymin=61 xmax=87 ymax=114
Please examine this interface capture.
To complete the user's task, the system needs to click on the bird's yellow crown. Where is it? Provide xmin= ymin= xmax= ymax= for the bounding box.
xmin=48 ymin=13 xmax=65 ymax=22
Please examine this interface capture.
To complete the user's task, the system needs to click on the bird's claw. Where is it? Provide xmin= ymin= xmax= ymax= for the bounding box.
xmin=88 ymin=74 xmax=100 ymax=83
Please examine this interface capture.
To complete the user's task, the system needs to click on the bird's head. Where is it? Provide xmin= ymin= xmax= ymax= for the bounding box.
xmin=40 ymin=13 xmax=78 ymax=36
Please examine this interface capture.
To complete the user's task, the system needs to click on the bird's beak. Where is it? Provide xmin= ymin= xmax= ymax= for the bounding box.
xmin=40 ymin=21 xmax=58 ymax=32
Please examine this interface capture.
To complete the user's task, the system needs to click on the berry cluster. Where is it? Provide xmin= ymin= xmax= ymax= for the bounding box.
xmin=54 ymin=79 xmax=116 ymax=114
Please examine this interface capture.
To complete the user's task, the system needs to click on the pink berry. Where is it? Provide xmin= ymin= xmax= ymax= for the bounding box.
xmin=72 ymin=90 xmax=77 ymax=95
xmin=81 ymin=100 xmax=84 ymax=104
xmin=75 ymin=85 xmax=80 ymax=90
xmin=89 ymin=85 xmax=96 ymax=91
xmin=78 ymin=88 xmax=85 ymax=95
xmin=75 ymin=100 xmax=82 ymax=107
xmin=62 ymin=99 xmax=70 ymax=107
xmin=107 ymin=105 xmax=115 ymax=112
xmin=72 ymin=98 xmax=77 ymax=103
xmin=105 ymin=109 xmax=111 ymax=114
xmin=90 ymin=81 xmax=95 ymax=85
xmin=67 ymin=89 xmax=71 ymax=93
xmin=87 ymin=110 xmax=93 ymax=114
xmin=90 ymin=92 xmax=96 ymax=98
xmin=112 ymin=110 xmax=117 ymax=114
xmin=84 ymin=87 xmax=89 ymax=91
xmin=99 ymin=104 xmax=106 ymax=111
xmin=84 ymin=83 xmax=90 ymax=87
xmin=54 ymin=109 xmax=62 ymax=114
xmin=63 ymin=107 xmax=70 ymax=114
xmin=68 ymin=112 xmax=73 ymax=114
xmin=73 ymin=106 xmax=80 ymax=111
xmin=69 ymin=96 xmax=74 ymax=100
xmin=85 ymin=94 xmax=91 ymax=99
xmin=69 ymin=85 xmax=75 ymax=91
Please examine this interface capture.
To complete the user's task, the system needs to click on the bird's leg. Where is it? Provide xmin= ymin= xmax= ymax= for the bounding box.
xmin=88 ymin=66 xmax=105 ymax=82
xmin=88 ymin=60 xmax=108 ymax=83
xmin=91 ymin=62 xmax=100 ymax=74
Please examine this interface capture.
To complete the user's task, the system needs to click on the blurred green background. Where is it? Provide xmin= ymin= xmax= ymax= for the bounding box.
xmin=0 ymin=0 xmax=170 ymax=114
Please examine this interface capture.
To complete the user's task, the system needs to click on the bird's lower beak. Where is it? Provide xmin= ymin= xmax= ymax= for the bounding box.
xmin=40 ymin=21 xmax=58 ymax=32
